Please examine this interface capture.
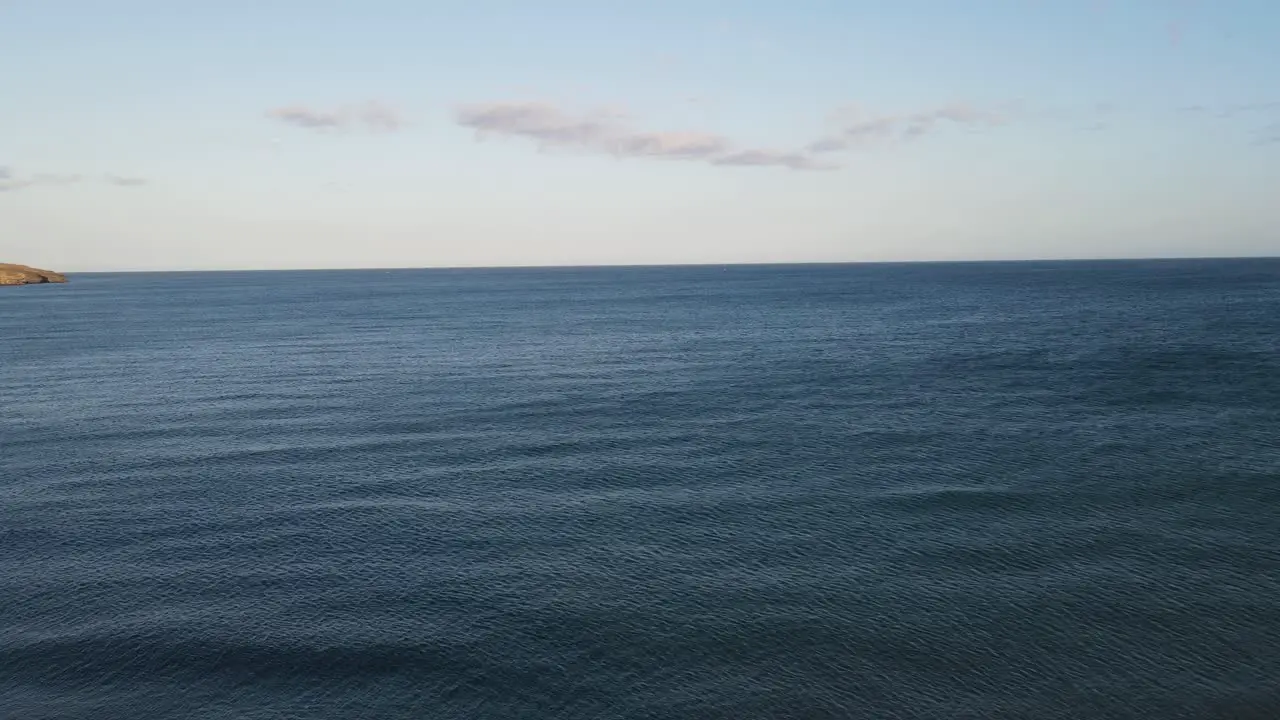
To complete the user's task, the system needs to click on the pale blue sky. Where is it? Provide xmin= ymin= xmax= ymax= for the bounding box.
xmin=3 ymin=0 xmax=1278 ymax=270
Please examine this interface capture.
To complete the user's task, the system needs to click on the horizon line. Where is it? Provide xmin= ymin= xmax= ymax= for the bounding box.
xmin=44 ymin=254 xmax=1280 ymax=274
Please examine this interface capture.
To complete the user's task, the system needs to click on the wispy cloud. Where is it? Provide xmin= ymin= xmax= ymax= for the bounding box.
xmin=267 ymin=101 xmax=403 ymax=133
xmin=1253 ymin=121 xmax=1280 ymax=146
xmin=0 ymin=169 xmax=147 ymax=192
xmin=1175 ymin=100 xmax=1280 ymax=144
xmin=31 ymin=173 xmax=81 ymax=185
xmin=0 ymin=172 xmax=82 ymax=192
xmin=455 ymin=100 xmax=831 ymax=171
xmin=455 ymin=98 xmax=1009 ymax=170
xmin=808 ymin=103 xmax=1007 ymax=152
xmin=712 ymin=149 xmax=837 ymax=171
xmin=457 ymin=102 xmax=619 ymax=147
xmin=1177 ymin=101 xmax=1280 ymax=118
xmin=105 ymin=174 xmax=148 ymax=187
xmin=805 ymin=137 xmax=850 ymax=154
xmin=1233 ymin=102 xmax=1280 ymax=113
xmin=609 ymin=131 xmax=731 ymax=160
xmin=1070 ymin=101 xmax=1118 ymax=132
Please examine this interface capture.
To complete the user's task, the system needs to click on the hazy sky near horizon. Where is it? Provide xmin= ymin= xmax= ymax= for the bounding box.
xmin=3 ymin=0 xmax=1279 ymax=270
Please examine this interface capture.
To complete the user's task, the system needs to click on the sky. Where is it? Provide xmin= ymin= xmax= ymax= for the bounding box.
xmin=2 ymin=0 xmax=1279 ymax=270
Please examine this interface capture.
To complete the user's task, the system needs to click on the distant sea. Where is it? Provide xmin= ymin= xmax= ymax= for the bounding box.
xmin=3 ymin=259 xmax=1279 ymax=719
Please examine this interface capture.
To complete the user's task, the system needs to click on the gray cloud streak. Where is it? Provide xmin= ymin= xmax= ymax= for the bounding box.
xmin=1176 ymin=100 xmax=1280 ymax=145
xmin=31 ymin=173 xmax=82 ymax=185
xmin=455 ymin=101 xmax=833 ymax=171
xmin=608 ymin=131 xmax=731 ymax=160
xmin=457 ymin=102 xmax=618 ymax=147
xmin=1178 ymin=101 xmax=1280 ymax=118
xmin=105 ymin=174 xmax=148 ymax=187
xmin=805 ymin=137 xmax=850 ymax=154
xmin=810 ymin=103 xmax=1005 ymax=152
xmin=0 ymin=172 xmax=82 ymax=192
xmin=712 ymin=149 xmax=837 ymax=171
xmin=0 ymin=170 xmax=146 ymax=192
xmin=1254 ymin=121 xmax=1280 ymax=145
xmin=267 ymin=101 xmax=403 ymax=133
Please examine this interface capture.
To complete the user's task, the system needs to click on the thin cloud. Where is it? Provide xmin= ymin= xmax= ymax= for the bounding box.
xmin=1254 ymin=121 xmax=1280 ymax=145
xmin=805 ymin=137 xmax=848 ymax=154
xmin=455 ymin=100 xmax=833 ymax=171
xmin=803 ymin=102 xmax=1006 ymax=154
xmin=1225 ymin=101 xmax=1280 ymax=116
xmin=609 ymin=131 xmax=731 ymax=160
xmin=267 ymin=101 xmax=403 ymax=133
xmin=269 ymin=106 xmax=344 ymax=129
xmin=0 ymin=169 xmax=147 ymax=192
xmin=0 ymin=172 xmax=82 ymax=192
xmin=457 ymin=102 xmax=618 ymax=147
xmin=105 ymin=174 xmax=148 ymax=187
xmin=712 ymin=149 xmax=837 ymax=171
xmin=31 ymin=172 xmax=82 ymax=185
xmin=1175 ymin=100 xmax=1280 ymax=144
xmin=360 ymin=102 xmax=402 ymax=132
xmin=842 ymin=116 xmax=901 ymax=141
xmin=831 ymin=103 xmax=1005 ymax=147
xmin=1180 ymin=101 xmax=1280 ymax=118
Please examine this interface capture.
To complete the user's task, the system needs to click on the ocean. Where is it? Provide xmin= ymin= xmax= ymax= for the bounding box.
xmin=2 ymin=259 xmax=1278 ymax=719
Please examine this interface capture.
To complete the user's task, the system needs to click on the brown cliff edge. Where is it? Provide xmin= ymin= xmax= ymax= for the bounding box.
xmin=0 ymin=264 xmax=69 ymax=285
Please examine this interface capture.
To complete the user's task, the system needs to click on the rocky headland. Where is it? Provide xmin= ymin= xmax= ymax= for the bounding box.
xmin=0 ymin=264 xmax=68 ymax=285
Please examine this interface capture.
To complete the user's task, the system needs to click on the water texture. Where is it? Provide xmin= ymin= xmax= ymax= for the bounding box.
xmin=3 ymin=260 xmax=1279 ymax=719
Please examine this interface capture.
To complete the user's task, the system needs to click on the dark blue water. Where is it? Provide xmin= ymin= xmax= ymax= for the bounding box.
xmin=3 ymin=260 xmax=1279 ymax=719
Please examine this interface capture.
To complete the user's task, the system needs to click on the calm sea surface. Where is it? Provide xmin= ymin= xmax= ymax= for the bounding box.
xmin=3 ymin=260 xmax=1279 ymax=719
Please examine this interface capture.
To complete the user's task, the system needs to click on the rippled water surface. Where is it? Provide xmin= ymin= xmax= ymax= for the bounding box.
xmin=3 ymin=260 xmax=1279 ymax=719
